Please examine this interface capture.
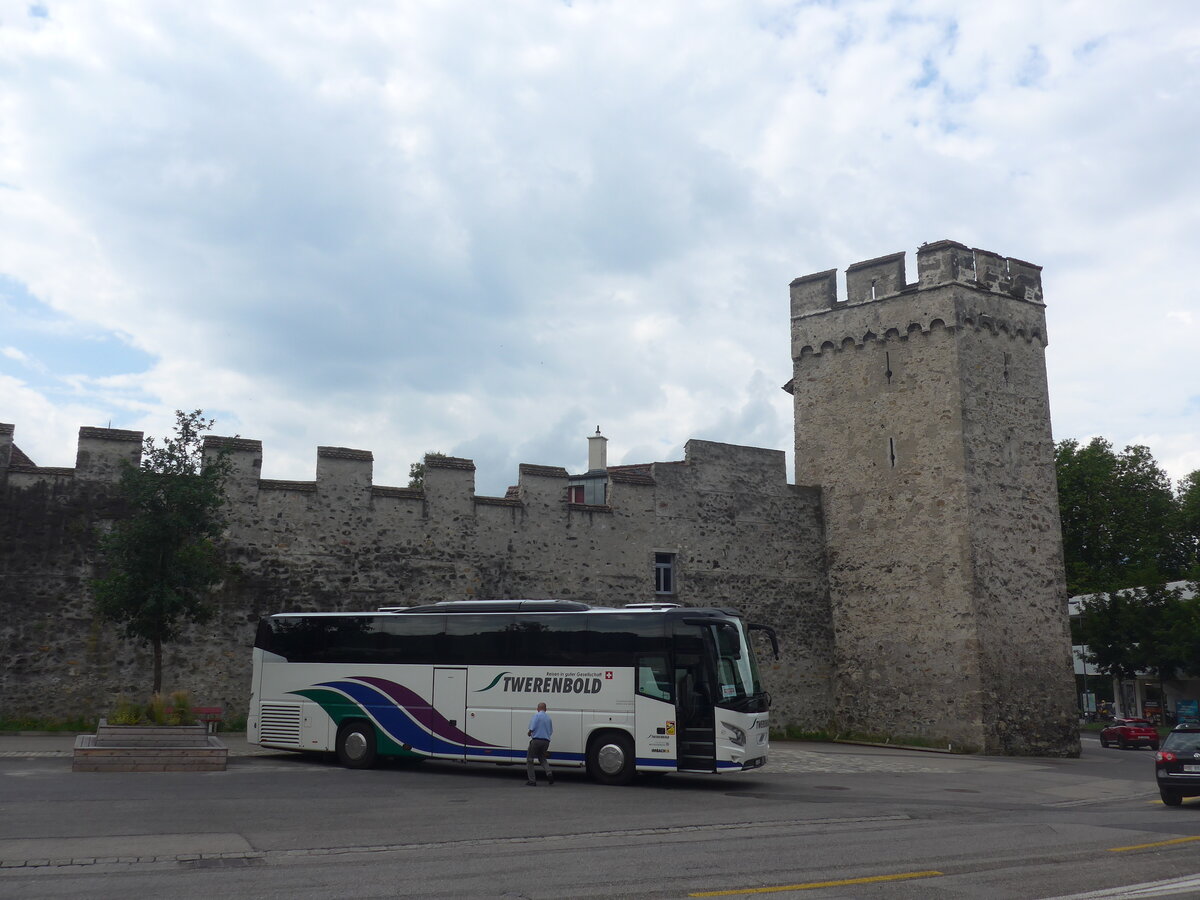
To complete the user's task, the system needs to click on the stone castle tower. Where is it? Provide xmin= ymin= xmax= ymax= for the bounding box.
xmin=788 ymin=240 xmax=1079 ymax=754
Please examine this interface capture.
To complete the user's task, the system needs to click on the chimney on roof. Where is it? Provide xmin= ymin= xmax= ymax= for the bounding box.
xmin=587 ymin=426 xmax=608 ymax=473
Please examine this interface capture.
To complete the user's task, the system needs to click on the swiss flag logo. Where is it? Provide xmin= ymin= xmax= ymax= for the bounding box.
xmin=605 ymin=671 xmax=613 ymax=680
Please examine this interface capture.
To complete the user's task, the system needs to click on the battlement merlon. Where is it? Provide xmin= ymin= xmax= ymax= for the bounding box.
xmin=75 ymin=426 xmax=143 ymax=482
xmin=790 ymin=242 xmax=1044 ymax=319
xmin=424 ymin=454 xmax=476 ymax=515
xmin=679 ymin=439 xmax=790 ymax=493
xmin=202 ymin=437 xmax=263 ymax=498
xmin=316 ymin=446 xmax=374 ymax=503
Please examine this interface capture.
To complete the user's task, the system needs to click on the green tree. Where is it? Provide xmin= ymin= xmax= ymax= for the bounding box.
xmin=1078 ymin=583 xmax=1199 ymax=691
xmin=93 ymin=410 xmax=231 ymax=693
xmin=1176 ymin=470 xmax=1200 ymax=578
xmin=407 ymin=451 xmax=446 ymax=489
xmin=1056 ymin=438 xmax=1180 ymax=595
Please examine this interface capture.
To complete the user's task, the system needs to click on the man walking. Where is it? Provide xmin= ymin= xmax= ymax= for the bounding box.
xmin=526 ymin=701 xmax=554 ymax=786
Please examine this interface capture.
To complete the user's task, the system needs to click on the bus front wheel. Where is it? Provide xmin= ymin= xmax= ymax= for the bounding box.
xmin=336 ymin=721 xmax=378 ymax=769
xmin=587 ymin=732 xmax=636 ymax=785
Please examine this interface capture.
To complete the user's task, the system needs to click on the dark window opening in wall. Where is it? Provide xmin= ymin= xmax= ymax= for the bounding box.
xmin=885 ymin=351 xmax=893 ymax=384
xmin=655 ymin=553 xmax=675 ymax=595
xmin=889 ymin=438 xmax=897 ymax=468
xmin=1003 ymin=352 xmax=1011 ymax=385
xmin=567 ymin=476 xmax=607 ymax=505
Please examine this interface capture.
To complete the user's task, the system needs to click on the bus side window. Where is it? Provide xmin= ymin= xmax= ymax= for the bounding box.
xmin=637 ymin=655 xmax=672 ymax=701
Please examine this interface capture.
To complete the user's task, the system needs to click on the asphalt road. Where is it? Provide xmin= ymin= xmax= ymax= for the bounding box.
xmin=2 ymin=733 xmax=1198 ymax=899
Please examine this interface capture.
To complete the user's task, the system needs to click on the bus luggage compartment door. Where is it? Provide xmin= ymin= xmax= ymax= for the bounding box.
xmin=433 ymin=668 xmax=468 ymax=758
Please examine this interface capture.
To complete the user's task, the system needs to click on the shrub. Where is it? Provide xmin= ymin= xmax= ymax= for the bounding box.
xmin=168 ymin=691 xmax=196 ymax=726
xmin=109 ymin=697 xmax=144 ymax=726
xmin=146 ymin=693 xmax=169 ymax=725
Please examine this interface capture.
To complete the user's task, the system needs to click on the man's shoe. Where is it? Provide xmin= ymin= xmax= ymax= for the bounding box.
xmin=525 ymin=781 xmax=536 ymax=786
xmin=547 ymin=774 xmax=554 ymax=785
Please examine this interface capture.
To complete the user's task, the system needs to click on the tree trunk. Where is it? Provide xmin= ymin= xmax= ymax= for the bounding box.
xmin=153 ymin=636 xmax=163 ymax=694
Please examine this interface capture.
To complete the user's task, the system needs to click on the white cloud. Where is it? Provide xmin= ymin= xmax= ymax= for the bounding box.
xmin=0 ymin=0 xmax=1196 ymax=493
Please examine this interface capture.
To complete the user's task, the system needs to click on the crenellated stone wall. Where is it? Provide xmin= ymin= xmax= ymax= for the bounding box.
xmin=0 ymin=434 xmax=831 ymax=728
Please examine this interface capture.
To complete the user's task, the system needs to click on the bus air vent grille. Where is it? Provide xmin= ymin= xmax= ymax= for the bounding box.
xmin=259 ymin=703 xmax=302 ymax=746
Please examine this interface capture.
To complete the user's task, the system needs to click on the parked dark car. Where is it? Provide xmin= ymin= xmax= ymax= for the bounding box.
xmin=1155 ymin=725 xmax=1200 ymax=806
xmin=1099 ymin=717 xmax=1159 ymax=750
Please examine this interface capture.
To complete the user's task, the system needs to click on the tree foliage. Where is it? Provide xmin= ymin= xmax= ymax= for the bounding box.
xmin=1056 ymin=438 xmax=1192 ymax=596
xmin=93 ymin=410 xmax=231 ymax=693
xmin=1078 ymin=583 xmax=1200 ymax=682
xmin=1177 ymin=470 xmax=1200 ymax=578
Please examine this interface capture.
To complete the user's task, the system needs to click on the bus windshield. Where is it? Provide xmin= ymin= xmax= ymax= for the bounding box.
xmin=710 ymin=620 xmax=762 ymax=704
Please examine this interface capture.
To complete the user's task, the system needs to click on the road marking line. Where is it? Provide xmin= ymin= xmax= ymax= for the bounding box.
xmin=1041 ymin=873 xmax=1200 ymax=898
xmin=1108 ymin=835 xmax=1200 ymax=852
xmin=688 ymin=870 xmax=943 ymax=896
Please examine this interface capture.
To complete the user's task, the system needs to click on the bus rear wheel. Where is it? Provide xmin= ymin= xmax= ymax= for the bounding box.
xmin=587 ymin=732 xmax=636 ymax=785
xmin=336 ymin=721 xmax=378 ymax=769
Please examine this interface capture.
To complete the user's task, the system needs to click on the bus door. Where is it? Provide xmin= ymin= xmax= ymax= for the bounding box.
xmin=433 ymin=667 xmax=467 ymax=758
xmin=673 ymin=624 xmax=717 ymax=772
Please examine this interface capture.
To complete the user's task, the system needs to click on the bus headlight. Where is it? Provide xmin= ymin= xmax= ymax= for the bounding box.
xmin=721 ymin=721 xmax=746 ymax=747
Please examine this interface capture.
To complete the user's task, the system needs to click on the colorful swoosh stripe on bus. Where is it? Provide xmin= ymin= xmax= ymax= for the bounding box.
xmin=289 ymin=676 xmax=501 ymax=755
xmin=476 ymin=671 xmax=511 ymax=692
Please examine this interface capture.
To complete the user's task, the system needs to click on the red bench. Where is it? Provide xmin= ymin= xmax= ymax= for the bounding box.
xmin=191 ymin=707 xmax=224 ymax=733
xmin=164 ymin=706 xmax=224 ymax=732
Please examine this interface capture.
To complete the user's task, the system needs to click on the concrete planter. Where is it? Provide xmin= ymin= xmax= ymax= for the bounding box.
xmin=73 ymin=719 xmax=227 ymax=772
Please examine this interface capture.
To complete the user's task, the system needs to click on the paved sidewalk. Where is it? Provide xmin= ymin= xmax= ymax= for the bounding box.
xmin=0 ymin=732 xmax=279 ymax=758
xmin=0 ymin=733 xmax=1039 ymax=773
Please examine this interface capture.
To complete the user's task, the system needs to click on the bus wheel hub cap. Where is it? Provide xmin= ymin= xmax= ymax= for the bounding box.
xmin=345 ymin=732 xmax=367 ymax=758
xmin=598 ymin=743 xmax=625 ymax=774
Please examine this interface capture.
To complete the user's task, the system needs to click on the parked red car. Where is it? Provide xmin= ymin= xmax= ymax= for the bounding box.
xmin=1100 ymin=717 xmax=1160 ymax=750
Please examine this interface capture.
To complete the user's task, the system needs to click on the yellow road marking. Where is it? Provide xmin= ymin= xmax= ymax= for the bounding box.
xmin=1109 ymin=835 xmax=1200 ymax=852
xmin=688 ymin=870 xmax=944 ymax=896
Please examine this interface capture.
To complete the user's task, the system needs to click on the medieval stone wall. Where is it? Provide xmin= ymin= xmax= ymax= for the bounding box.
xmin=0 ymin=431 xmax=832 ymax=727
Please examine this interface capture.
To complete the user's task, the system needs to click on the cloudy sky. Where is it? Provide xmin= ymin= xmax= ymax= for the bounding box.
xmin=2 ymin=1 xmax=1197 ymax=495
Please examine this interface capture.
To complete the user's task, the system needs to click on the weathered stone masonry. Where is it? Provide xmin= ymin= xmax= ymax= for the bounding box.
xmin=0 ymin=240 xmax=1080 ymax=756
xmin=1 ymin=431 xmax=832 ymax=731
xmin=787 ymin=240 xmax=1078 ymax=755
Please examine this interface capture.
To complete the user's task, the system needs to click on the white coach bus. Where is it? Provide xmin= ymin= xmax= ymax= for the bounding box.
xmin=248 ymin=599 xmax=778 ymax=784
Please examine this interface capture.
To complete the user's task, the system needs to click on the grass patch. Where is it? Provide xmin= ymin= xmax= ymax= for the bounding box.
xmin=771 ymin=726 xmax=835 ymax=742
xmin=0 ymin=715 xmax=99 ymax=733
xmin=770 ymin=725 xmax=974 ymax=753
